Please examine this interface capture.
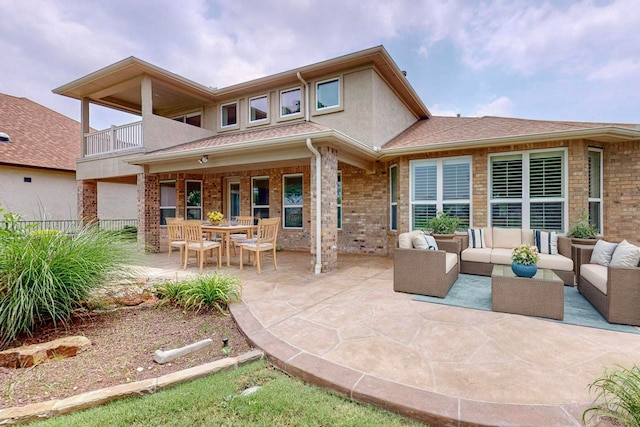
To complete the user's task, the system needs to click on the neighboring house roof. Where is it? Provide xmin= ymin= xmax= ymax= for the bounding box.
xmin=0 ymin=93 xmax=80 ymax=171
xmin=382 ymin=116 xmax=640 ymax=155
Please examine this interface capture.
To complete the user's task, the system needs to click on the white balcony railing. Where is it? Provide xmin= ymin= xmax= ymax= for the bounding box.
xmin=84 ymin=121 xmax=143 ymax=157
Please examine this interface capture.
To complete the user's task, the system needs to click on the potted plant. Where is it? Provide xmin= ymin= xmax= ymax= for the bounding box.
xmin=423 ymin=211 xmax=461 ymax=239
xmin=511 ymin=244 xmax=540 ymax=277
xmin=567 ymin=213 xmax=598 ymax=245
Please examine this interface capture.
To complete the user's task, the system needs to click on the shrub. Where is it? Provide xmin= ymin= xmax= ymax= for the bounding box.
xmin=567 ymin=212 xmax=599 ymax=239
xmin=583 ymin=365 xmax=640 ymax=427
xmin=156 ymin=273 xmax=242 ymax=313
xmin=423 ymin=211 xmax=461 ymax=234
xmin=0 ymin=219 xmax=136 ymax=349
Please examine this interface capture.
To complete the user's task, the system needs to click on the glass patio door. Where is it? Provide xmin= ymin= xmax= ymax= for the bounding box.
xmin=228 ymin=181 xmax=241 ymax=219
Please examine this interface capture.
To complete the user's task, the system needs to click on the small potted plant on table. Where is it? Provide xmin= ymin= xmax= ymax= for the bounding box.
xmin=511 ymin=244 xmax=540 ymax=278
xmin=423 ymin=211 xmax=461 ymax=240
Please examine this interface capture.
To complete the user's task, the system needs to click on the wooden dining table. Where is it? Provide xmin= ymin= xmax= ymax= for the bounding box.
xmin=201 ymin=223 xmax=256 ymax=267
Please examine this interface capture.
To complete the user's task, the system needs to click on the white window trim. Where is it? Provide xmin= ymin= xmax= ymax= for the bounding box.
xmin=488 ymin=148 xmax=568 ymax=231
xmin=282 ymin=173 xmax=303 ymax=229
xmin=220 ymin=101 xmax=239 ymax=129
xmin=409 ymin=156 xmax=472 ymax=231
xmin=248 ymin=94 xmax=269 ymax=124
xmin=279 ymin=86 xmax=302 ymax=118
xmin=389 ymin=165 xmax=397 ymax=232
xmin=185 ymin=179 xmax=203 ymax=220
xmin=315 ymin=77 xmax=341 ymax=112
xmin=252 ymin=176 xmax=270 ymax=220
xmin=159 ymin=180 xmax=177 ymax=226
xmin=589 ymin=147 xmax=603 ymax=234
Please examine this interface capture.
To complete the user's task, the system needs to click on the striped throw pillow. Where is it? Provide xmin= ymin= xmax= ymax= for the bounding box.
xmin=534 ymin=230 xmax=558 ymax=255
xmin=468 ymin=228 xmax=485 ymax=248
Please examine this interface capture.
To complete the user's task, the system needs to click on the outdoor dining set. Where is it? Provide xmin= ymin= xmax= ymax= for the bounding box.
xmin=165 ymin=216 xmax=280 ymax=274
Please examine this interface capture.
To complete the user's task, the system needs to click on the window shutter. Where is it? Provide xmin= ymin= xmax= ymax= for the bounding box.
xmin=491 ymin=157 xmax=522 ymax=198
xmin=412 ymin=163 xmax=437 ymax=201
xmin=530 ymin=154 xmax=562 ymax=198
xmin=443 ymin=161 xmax=470 ymax=200
xmin=530 ymin=202 xmax=563 ymax=230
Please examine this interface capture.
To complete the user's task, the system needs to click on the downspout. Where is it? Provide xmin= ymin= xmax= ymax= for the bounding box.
xmin=298 ymin=72 xmax=322 ymax=274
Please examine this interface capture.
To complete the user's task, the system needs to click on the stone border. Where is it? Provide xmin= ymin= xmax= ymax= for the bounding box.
xmin=0 ymin=350 xmax=264 ymax=425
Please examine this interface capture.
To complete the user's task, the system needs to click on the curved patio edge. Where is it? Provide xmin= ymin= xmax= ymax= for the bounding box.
xmin=230 ymin=303 xmax=588 ymax=427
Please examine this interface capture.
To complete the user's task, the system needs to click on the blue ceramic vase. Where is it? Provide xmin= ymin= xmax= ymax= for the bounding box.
xmin=511 ymin=262 xmax=537 ymax=278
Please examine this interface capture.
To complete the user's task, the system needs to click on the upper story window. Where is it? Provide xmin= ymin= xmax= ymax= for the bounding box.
xmin=249 ymin=95 xmax=268 ymax=123
xmin=172 ymin=112 xmax=201 ymax=127
xmin=316 ymin=78 xmax=339 ymax=110
xmin=221 ymin=102 xmax=238 ymax=127
xmin=280 ymin=87 xmax=301 ymax=117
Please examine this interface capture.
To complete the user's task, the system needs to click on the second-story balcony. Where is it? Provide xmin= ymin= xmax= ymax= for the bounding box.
xmin=84 ymin=121 xmax=143 ymax=157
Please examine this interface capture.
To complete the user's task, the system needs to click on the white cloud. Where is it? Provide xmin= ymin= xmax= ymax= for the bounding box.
xmin=472 ymin=96 xmax=515 ymax=117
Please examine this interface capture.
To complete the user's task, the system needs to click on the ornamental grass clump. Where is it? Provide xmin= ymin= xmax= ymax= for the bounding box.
xmin=583 ymin=365 xmax=640 ymax=427
xmin=0 ymin=212 xmax=136 ymax=349
xmin=511 ymin=244 xmax=540 ymax=265
xmin=156 ymin=272 xmax=242 ymax=314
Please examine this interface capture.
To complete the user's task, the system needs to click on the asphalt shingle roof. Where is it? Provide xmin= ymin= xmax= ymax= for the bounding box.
xmin=0 ymin=93 xmax=80 ymax=171
xmin=383 ymin=116 xmax=640 ymax=150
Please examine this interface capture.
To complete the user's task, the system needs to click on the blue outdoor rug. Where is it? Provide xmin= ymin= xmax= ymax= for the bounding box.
xmin=412 ymin=274 xmax=640 ymax=334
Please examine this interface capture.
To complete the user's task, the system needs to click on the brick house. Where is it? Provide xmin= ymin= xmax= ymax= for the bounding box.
xmin=0 ymin=93 xmax=136 ymax=221
xmin=53 ymin=46 xmax=640 ymax=272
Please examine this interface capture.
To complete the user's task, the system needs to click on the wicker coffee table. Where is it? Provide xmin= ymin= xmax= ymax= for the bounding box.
xmin=491 ymin=265 xmax=564 ymax=320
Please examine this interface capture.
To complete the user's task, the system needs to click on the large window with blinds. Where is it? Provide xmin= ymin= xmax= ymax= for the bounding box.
xmin=589 ymin=148 xmax=602 ymax=233
xmin=490 ymin=149 xmax=566 ymax=231
xmin=410 ymin=157 xmax=471 ymax=231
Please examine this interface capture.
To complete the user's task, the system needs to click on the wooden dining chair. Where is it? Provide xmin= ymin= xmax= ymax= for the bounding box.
xmin=239 ymin=217 xmax=280 ymax=274
xmin=183 ymin=220 xmax=222 ymax=273
xmin=230 ymin=216 xmax=257 ymax=255
xmin=166 ymin=218 xmax=186 ymax=261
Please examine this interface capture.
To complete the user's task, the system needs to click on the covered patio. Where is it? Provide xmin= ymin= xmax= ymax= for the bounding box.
xmin=138 ymin=250 xmax=640 ymax=426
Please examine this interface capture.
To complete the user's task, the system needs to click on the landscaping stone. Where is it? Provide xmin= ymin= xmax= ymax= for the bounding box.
xmin=0 ymin=336 xmax=91 ymax=368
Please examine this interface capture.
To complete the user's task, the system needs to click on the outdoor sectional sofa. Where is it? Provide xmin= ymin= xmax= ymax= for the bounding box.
xmin=577 ymin=240 xmax=640 ymax=326
xmin=459 ymin=227 xmax=575 ymax=285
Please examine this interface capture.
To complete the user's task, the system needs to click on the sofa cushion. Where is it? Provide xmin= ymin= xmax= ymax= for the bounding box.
xmin=484 ymin=227 xmax=493 ymax=248
xmin=590 ymin=240 xmax=618 ymax=267
xmin=493 ymin=227 xmax=522 ymax=249
xmin=445 ymin=252 xmax=458 ymax=274
xmin=610 ymin=240 xmax=640 ymax=267
xmin=521 ymin=229 xmax=535 ymax=246
xmin=461 ymin=248 xmax=492 ymax=263
xmin=468 ymin=228 xmax=486 ymax=248
xmin=490 ymin=248 xmax=513 ymax=265
xmin=412 ymin=234 xmax=438 ymax=251
xmin=538 ymin=253 xmax=573 ymax=271
xmin=398 ymin=231 xmax=423 ymax=249
xmin=581 ymin=263 xmax=608 ymax=295
xmin=534 ymin=230 xmax=558 ymax=255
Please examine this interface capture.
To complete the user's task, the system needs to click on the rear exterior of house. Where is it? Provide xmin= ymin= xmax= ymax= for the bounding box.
xmin=54 ymin=46 xmax=640 ymax=272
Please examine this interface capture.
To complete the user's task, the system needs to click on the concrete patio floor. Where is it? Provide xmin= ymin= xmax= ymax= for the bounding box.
xmin=139 ymin=250 xmax=640 ymax=426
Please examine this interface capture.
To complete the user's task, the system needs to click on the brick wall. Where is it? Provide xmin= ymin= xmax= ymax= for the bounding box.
xmin=138 ymin=173 xmax=160 ymax=252
xmin=604 ymin=140 xmax=640 ymax=242
xmin=77 ymin=179 xmax=97 ymax=223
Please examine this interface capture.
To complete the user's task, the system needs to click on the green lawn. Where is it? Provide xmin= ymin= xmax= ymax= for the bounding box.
xmin=31 ymin=360 xmax=424 ymax=426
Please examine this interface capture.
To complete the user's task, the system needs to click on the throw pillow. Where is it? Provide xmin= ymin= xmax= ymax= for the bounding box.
xmin=468 ymin=228 xmax=485 ymax=248
xmin=589 ymin=240 xmax=618 ymax=266
xmin=609 ymin=240 xmax=640 ymax=267
xmin=534 ymin=230 xmax=558 ymax=255
xmin=412 ymin=234 xmax=439 ymax=251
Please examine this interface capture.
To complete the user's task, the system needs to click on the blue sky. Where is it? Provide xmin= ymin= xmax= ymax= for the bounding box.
xmin=1 ymin=0 xmax=639 ymax=130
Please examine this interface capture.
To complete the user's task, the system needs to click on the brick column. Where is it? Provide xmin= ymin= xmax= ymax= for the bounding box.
xmin=77 ymin=179 xmax=98 ymax=224
xmin=137 ymin=173 xmax=160 ymax=252
xmin=310 ymin=145 xmax=338 ymax=272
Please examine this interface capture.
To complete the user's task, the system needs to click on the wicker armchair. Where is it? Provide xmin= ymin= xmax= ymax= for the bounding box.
xmin=393 ymin=239 xmax=460 ymax=298
xmin=578 ymin=245 xmax=640 ymax=326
